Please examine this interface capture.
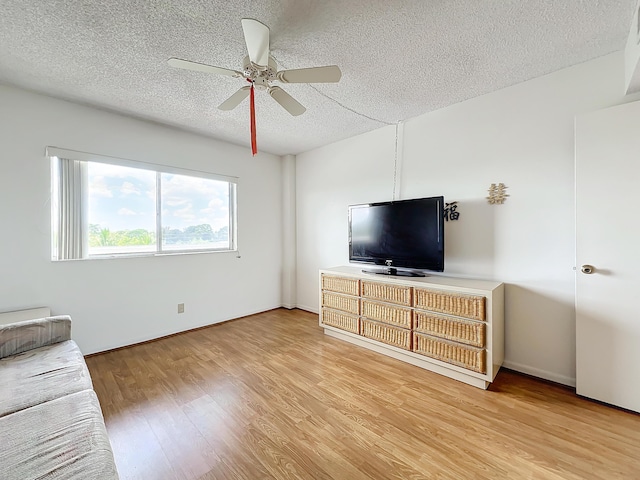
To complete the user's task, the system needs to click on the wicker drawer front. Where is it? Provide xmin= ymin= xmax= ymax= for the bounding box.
xmin=321 ymin=275 xmax=360 ymax=296
xmin=413 ymin=332 xmax=486 ymax=373
xmin=361 ymin=318 xmax=411 ymax=351
xmin=414 ymin=311 xmax=485 ymax=347
xmin=322 ymin=292 xmax=360 ymax=315
xmin=361 ymin=300 xmax=412 ymax=329
xmin=321 ymin=308 xmax=360 ymax=334
xmin=361 ymin=281 xmax=412 ymax=306
xmin=413 ymin=288 xmax=486 ymax=321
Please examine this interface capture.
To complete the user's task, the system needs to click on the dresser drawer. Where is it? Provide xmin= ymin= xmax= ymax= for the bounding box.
xmin=414 ymin=311 xmax=485 ymax=347
xmin=321 ymin=275 xmax=360 ymax=296
xmin=413 ymin=332 xmax=486 ymax=373
xmin=361 ymin=280 xmax=412 ymax=306
xmin=321 ymin=308 xmax=360 ymax=334
xmin=361 ymin=318 xmax=411 ymax=351
xmin=322 ymin=292 xmax=360 ymax=315
xmin=361 ymin=300 xmax=412 ymax=329
xmin=413 ymin=288 xmax=485 ymax=321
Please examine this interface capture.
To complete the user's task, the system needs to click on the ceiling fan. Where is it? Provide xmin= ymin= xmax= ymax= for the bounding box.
xmin=168 ymin=18 xmax=342 ymax=154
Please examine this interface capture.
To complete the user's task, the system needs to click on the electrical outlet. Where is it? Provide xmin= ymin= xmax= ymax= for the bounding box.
xmin=177 ymin=303 xmax=185 ymax=314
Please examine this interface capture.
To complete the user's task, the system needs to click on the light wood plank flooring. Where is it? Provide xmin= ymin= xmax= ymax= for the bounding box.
xmin=86 ymin=308 xmax=640 ymax=479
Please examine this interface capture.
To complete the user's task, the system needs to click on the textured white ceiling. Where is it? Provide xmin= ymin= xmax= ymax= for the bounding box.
xmin=0 ymin=1 xmax=636 ymax=155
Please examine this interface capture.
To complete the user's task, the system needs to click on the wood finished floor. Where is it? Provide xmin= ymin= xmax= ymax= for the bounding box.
xmin=86 ymin=308 xmax=640 ymax=480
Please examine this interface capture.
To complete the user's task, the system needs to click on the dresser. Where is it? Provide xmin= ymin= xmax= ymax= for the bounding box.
xmin=319 ymin=266 xmax=504 ymax=389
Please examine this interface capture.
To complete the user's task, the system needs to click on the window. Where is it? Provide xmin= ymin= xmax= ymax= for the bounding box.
xmin=49 ymin=149 xmax=237 ymax=260
xmin=160 ymin=172 xmax=231 ymax=252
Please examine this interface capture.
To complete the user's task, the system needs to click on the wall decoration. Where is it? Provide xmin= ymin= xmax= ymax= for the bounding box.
xmin=444 ymin=201 xmax=460 ymax=221
xmin=487 ymin=183 xmax=509 ymax=204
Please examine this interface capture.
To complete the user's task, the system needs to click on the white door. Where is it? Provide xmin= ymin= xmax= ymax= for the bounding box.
xmin=575 ymin=100 xmax=640 ymax=413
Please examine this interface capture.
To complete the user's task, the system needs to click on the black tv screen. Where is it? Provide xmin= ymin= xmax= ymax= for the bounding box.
xmin=349 ymin=196 xmax=444 ymax=272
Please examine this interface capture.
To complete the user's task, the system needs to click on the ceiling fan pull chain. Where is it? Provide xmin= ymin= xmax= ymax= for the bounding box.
xmin=249 ymin=81 xmax=257 ymax=156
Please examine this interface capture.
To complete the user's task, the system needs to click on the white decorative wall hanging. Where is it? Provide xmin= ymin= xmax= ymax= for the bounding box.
xmin=487 ymin=183 xmax=509 ymax=204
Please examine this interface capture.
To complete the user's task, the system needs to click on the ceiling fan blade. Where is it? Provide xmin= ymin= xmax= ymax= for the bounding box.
xmin=168 ymin=58 xmax=242 ymax=77
xmin=268 ymin=87 xmax=306 ymax=116
xmin=241 ymin=18 xmax=270 ymax=67
xmin=218 ymin=86 xmax=252 ymax=111
xmin=277 ymin=65 xmax=342 ymax=83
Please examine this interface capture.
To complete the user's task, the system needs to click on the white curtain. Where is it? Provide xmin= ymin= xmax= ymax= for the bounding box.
xmin=56 ymin=157 xmax=87 ymax=260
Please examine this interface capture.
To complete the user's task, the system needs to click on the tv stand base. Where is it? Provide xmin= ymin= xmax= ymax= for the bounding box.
xmin=362 ymin=267 xmax=426 ymax=277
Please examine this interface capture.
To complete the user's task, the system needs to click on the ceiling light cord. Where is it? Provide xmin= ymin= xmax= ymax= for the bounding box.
xmin=393 ymin=122 xmax=399 ymax=200
xmin=271 ymin=55 xmax=395 ymax=126
xmin=306 ymin=83 xmax=394 ymax=126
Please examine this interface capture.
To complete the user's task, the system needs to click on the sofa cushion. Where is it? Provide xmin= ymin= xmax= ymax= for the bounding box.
xmin=0 ymin=340 xmax=93 ymax=417
xmin=0 ymin=316 xmax=71 ymax=359
xmin=0 ymin=389 xmax=119 ymax=480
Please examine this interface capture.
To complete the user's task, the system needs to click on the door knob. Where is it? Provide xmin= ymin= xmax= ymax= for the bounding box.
xmin=581 ymin=265 xmax=595 ymax=274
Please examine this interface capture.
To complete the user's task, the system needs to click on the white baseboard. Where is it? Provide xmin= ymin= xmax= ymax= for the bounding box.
xmin=293 ymin=304 xmax=318 ymax=314
xmin=502 ymin=360 xmax=576 ymax=388
xmin=87 ymin=304 xmax=284 ymax=355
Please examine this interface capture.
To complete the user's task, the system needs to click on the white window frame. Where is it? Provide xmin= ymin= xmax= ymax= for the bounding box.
xmin=47 ymin=147 xmax=238 ymax=260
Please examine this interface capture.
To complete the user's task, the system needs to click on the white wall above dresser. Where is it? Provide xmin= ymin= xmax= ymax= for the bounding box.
xmin=295 ymin=52 xmax=640 ymax=387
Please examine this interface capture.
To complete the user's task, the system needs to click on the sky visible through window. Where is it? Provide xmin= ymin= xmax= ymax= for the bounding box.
xmin=160 ymin=171 xmax=230 ymax=233
xmin=87 ymin=162 xmax=230 ymax=250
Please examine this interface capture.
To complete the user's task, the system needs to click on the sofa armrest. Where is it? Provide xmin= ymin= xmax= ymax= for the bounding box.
xmin=0 ymin=315 xmax=71 ymax=359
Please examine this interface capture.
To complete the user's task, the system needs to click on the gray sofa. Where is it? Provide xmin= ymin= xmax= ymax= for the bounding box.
xmin=0 ymin=315 xmax=119 ymax=479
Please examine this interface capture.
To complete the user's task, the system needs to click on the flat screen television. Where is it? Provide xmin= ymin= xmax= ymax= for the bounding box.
xmin=348 ymin=196 xmax=444 ymax=276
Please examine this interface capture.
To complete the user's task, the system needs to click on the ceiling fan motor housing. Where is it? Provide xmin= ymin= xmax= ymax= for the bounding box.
xmin=243 ymin=55 xmax=277 ymax=90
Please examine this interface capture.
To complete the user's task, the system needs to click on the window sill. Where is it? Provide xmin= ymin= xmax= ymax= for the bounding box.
xmin=52 ymin=249 xmax=240 ymax=262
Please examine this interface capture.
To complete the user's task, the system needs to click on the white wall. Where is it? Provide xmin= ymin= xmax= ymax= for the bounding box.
xmin=295 ymin=52 xmax=638 ymax=386
xmin=0 ymin=84 xmax=283 ymax=354
xmin=295 ymin=126 xmax=396 ymax=311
